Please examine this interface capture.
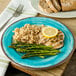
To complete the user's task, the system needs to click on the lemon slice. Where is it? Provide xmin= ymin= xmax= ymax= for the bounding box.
xmin=42 ymin=26 xmax=58 ymax=38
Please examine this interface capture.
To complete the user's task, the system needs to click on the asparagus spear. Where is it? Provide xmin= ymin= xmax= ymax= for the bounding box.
xmin=9 ymin=43 xmax=60 ymax=59
xmin=9 ymin=44 xmax=53 ymax=51
xmin=10 ymin=43 xmax=53 ymax=49
xmin=39 ymin=56 xmax=45 ymax=58
xmin=22 ymin=52 xmax=58 ymax=59
xmin=16 ymin=48 xmax=60 ymax=53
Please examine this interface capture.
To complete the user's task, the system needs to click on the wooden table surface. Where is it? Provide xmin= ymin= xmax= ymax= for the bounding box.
xmin=0 ymin=0 xmax=76 ymax=76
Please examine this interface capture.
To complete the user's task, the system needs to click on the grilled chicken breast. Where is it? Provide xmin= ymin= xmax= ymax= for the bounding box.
xmin=44 ymin=30 xmax=64 ymax=49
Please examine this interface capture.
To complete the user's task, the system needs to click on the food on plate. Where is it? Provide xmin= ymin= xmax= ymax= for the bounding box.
xmin=39 ymin=0 xmax=76 ymax=13
xmin=52 ymin=0 xmax=61 ymax=11
xmin=9 ymin=24 xmax=64 ymax=59
xmin=60 ymin=0 xmax=76 ymax=11
xmin=39 ymin=0 xmax=53 ymax=13
xmin=9 ymin=43 xmax=60 ymax=59
xmin=42 ymin=26 xmax=58 ymax=38
xmin=45 ymin=0 xmax=58 ymax=13
xmin=12 ymin=24 xmax=64 ymax=49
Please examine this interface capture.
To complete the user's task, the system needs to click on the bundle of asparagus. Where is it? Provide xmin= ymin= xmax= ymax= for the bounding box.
xmin=9 ymin=42 xmax=60 ymax=59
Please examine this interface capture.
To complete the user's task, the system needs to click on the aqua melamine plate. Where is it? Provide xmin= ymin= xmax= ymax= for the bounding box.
xmin=1 ymin=17 xmax=75 ymax=69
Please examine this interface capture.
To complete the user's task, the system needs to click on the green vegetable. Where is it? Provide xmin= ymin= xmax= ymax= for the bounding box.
xmin=22 ymin=52 xmax=58 ymax=59
xmin=39 ymin=56 xmax=45 ymax=58
xmin=16 ymin=48 xmax=59 ymax=53
xmin=9 ymin=43 xmax=60 ymax=59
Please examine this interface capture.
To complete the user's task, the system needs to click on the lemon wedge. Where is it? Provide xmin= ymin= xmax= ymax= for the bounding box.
xmin=42 ymin=26 xmax=58 ymax=38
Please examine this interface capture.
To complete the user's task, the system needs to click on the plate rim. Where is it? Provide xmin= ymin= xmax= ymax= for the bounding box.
xmin=30 ymin=0 xmax=76 ymax=18
xmin=1 ymin=17 xmax=75 ymax=70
